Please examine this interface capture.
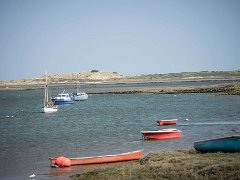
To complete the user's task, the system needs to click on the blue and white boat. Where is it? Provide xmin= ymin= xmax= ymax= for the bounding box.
xmin=194 ymin=136 xmax=240 ymax=153
xmin=52 ymin=91 xmax=74 ymax=105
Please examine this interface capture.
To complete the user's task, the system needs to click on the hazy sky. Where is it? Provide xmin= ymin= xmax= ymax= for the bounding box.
xmin=0 ymin=0 xmax=240 ymax=80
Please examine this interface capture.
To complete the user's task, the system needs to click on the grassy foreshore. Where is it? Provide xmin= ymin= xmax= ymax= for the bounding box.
xmin=71 ymin=150 xmax=240 ymax=180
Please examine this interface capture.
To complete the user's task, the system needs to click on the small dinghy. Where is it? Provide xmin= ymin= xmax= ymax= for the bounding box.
xmin=157 ymin=119 xmax=177 ymax=126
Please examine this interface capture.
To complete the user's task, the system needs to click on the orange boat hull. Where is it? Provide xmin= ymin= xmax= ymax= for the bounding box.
xmin=49 ymin=150 xmax=143 ymax=166
xmin=157 ymin=119 xmax=177 ymax=126
xmin=141 ymin=130 xmax=182 ymax=140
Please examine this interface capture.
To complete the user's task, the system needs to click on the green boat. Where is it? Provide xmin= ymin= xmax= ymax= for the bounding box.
xmin=194 ymin=136 xmax=240 ymax=153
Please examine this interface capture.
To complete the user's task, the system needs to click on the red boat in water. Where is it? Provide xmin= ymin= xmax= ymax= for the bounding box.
xmin=141 ymin=129 xmax=182 ymax=140
xmin=157 ymin=119 xmax=177 ymax=126
xmin=49 ymin=150 xmax=143 ymax=166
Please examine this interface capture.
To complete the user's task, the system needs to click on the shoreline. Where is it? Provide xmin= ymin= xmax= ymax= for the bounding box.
xmin=70 ymin=149 xmax=240 ymax=180
xmin=1 ymin=70 xmax=240 ymax=91
xmin=0 ymin=69 xmax=239 ymax=95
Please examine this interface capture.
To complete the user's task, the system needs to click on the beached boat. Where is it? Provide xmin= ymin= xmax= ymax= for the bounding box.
xmin=42 ymin=72 xmax=57 ymax=113
xmin=194 ymin=136 xmax=240 ymax=153
xmin=157 ymin=119 xmax=177 ymax=126
xmin=52 ymin=91 xmax=74 ymax=105
xmin=71 ymin=83 xmax=88 ymax=101
xmin=141 ymin=129 xmax=182 ymax=140
xmin=49 ymin=150 xmax=143 ymax=166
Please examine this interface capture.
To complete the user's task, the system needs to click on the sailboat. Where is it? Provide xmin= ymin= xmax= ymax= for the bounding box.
xmin=42 ymin=72 xmax=58 ymax=113
xmin=71 ymin=83 xmax=88 ymax=101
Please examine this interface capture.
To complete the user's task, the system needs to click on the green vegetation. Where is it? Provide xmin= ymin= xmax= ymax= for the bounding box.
xmin=224 ymin=83 xmax=240 ymax=95
xmin=134 ymin=70 xmax=240 ymax=80
xmin=71 ymin=150 xmax=240 ymax=180
xmin=167 ymin=83 xmax=240 ymax=95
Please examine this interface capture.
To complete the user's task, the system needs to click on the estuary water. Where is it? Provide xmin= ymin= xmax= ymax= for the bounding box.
xmin=0 ymin=82 xmax=240 ymax=179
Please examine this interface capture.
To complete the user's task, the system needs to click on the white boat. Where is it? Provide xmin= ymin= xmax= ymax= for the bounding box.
xmin=72 ymin=92 xmax=88 ymax=101
xmin=42 ymin=72 xmax=58 ymax=113
xmin=71 ymin=83 xmax=88 ymax=101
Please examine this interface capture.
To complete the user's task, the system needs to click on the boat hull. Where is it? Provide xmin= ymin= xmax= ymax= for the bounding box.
xmin=141 ymin=129 xmax=182 ymax=140
xmin=49 ymin=150 xmax=143 ymax=166
xmin=73 ymin=94 xmax=88 ymax=101
xmin=157 ymin=119 xmax=177 ymax=126
xmin=42 ymin=106 xmax=57 ymax=113
xmin=52 ymin=100 xmax=74 ymax=105
xmin=194 ymin=136 xmax=240 ymax=153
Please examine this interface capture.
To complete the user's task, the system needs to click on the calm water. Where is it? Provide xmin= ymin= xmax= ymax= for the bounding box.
xmin=0 ymin=82 xmax=240 ymax=179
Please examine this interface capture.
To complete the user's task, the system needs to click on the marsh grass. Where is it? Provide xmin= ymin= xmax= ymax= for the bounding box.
xmin=71 ymin=150 xmax=240 ymax=180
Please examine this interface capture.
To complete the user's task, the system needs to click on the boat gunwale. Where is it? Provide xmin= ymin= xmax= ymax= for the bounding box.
xmin=194 ymin=136 xmax=240 ymax=144
xmin=49 ymin=149 xmax=143 ymax=162
xmin=158 ymin=119 xmax=178 ymax=122
xmin=141 ymin=130 xmax=181 ymax=134
xmin=70 ymin=150 xmax=143 ymax=160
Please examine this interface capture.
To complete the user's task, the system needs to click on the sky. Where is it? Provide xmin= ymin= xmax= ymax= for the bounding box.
xmin=0 ymin=0 xmax=240 ymax=80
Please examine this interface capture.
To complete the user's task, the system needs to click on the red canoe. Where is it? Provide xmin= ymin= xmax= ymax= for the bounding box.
xmin=49 ymin=150 xmax=143 ymax=166
xmin=157 ymin=119 xmax=177 ymax=126
xmin=141 ymin=129 xmax=182 ymax=140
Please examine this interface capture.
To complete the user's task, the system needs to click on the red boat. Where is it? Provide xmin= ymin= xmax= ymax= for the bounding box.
xmin=157 ymin=119 xmax=177 ymax=126
xmin=141 ymin=129 xmax=182 ymax=140
xmin=49 ymin=150 xmax=143 ymax=166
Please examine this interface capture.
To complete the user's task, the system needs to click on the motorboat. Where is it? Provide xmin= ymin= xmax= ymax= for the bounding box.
xmin=141 ymin=129 xmax=182 ymax=140
xmin=157 ymin=119 xmax=177 ymax=126
xmin=52 ymin=91 xmax=74 ymax=105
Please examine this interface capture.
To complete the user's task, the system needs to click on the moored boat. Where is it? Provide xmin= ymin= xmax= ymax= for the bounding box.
xmin=157 ymin=119 xmax=177 ymax=126
xmin=194 ymin=136 xmax=240 ymax=153
xmin=42 ymin=72 xmax=57 ymax=113
xmin=49 ymin=150 xmax=143 ymax=166
xmin=42 ymin=102 xmax=58 ymax=113
xmin=141 ymin=129 xmax=182 ymax=140
xmin=71 ymin=92 xmax=88 ymax=101
xmin=71 ymin=83 xmax=88 ymax=101
xmin=52 ymin=91 xmax=74 ymax=105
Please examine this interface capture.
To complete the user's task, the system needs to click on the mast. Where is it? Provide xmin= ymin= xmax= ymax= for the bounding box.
xmin=44 ymin=72 xmax=48 ymax=106
xmin=77 ymin=82 xmax=79 ymax=93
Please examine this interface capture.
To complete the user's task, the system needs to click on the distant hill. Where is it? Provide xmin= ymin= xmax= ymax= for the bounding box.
xmin=0 ymin=71 xmax=123 ymax=87
xmin=125 ymin=70 xmax=240 ymax=82
xmin=0 ymin=70 xmax=240 ymax=89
